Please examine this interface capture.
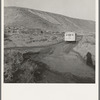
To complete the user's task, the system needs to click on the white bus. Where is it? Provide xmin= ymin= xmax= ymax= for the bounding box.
xmin=64 ymin=32 xmax=76 ymax=42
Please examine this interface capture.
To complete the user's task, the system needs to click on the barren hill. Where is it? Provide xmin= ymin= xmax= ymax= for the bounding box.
xmin=4 ymin=6 xmax=95 ymax=33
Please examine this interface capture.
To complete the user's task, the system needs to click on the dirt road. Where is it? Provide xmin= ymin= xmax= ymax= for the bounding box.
xmin=40 ymin=42 xmax=95 ymax=80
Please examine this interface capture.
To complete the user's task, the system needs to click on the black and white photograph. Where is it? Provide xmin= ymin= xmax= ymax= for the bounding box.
xmin=4 ymin=0 xmax=96 ymax=83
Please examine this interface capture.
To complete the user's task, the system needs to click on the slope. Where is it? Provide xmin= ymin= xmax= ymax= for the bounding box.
xmin=4 ymin=6 xmax=95 ymax=33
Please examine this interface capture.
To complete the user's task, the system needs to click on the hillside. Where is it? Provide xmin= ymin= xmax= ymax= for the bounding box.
xmin=4 ymin=6 xmax=95 ymax=33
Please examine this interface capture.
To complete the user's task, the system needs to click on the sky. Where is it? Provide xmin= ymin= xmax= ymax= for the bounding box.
xmin=4 ymin=0 xmax=95 ymax=21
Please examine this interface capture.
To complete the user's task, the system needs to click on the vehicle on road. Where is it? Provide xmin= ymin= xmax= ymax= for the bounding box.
xmin=64 ymin=32 xmax=76 ymax=42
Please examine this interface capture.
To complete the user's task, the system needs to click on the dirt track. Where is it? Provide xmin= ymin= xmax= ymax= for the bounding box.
xmin=39 ymin=42 xmax=95 ymax=80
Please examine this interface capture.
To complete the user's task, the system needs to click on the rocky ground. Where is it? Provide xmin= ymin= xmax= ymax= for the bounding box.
xmin=4 ymin=33 xmax=95 ymax=83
